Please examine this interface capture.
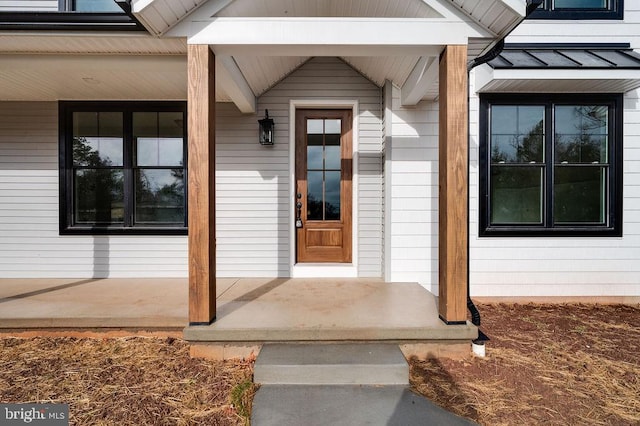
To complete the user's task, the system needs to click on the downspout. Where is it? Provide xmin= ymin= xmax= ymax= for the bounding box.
xmin=465 ymin=0 xmax=544 ymax=333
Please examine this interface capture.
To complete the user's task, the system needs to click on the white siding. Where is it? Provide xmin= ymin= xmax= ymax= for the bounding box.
xmin=0 ymin=102 xmax=188 ymax=278
xmin=468 ymin=0 xmax=640 ymax=297
xmin=509 ymin=1 xmax=640 ymax=50
xmin=215 ymin=102 xmax=290 ymax=277
xmin=387 ymin=85 xmax=439 ymax=293
xmin=0 ymin=0 xmax=57 ymax=11
xmin=216 ymin=57 xmax=383 ymax=277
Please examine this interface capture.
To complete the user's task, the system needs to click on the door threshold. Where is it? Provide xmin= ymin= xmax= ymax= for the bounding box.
xmin=292 ymin=263 xmax=357 ymax=278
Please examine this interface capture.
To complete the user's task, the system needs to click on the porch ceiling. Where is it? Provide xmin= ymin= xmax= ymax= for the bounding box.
xmin=0 ymin=33 xmax=188 ymax=101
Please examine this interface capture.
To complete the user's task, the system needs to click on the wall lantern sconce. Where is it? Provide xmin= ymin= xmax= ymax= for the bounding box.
xmin=258 ymin=109 xmax=274 ymax=146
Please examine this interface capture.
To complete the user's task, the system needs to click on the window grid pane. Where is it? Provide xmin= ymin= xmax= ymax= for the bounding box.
xmin=553 ymin=0 xmax=608 ymax=9
xmin=73 ymin=112 xmax=123 ymax=167
xmin=74 ymin=169 xmax=124 ymax=224
xmin=73 ymin=0 xmax=123 ymax=12
xmin=490 ymin=166 xmax=544 ymax=225
xmin=134 ymin=169 xmax=185 ymax=224
xmin=554 ymin=165 xmax=607 ymax=224
xmin=554 ymin=105 xmax=608 ymax=164
xmin=491 ymin=105 xmax=544 ymax=163
xmin=306 ymin=118 xmax=341 ymax=221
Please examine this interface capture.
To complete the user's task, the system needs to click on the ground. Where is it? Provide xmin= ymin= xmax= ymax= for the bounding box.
xmin=0 ymin=336 xmax=254 ymax=425
xmin=0 ymin=303 xmax=638 ymax=425
xmin=411 ymin=303 xmax=640 ymax=425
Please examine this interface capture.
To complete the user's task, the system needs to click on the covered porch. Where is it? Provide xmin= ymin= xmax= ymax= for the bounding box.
xmin=0 ymin=278 xmax=476 ymax=357
xmin=132 ymin=0 xmax=528 ymax=329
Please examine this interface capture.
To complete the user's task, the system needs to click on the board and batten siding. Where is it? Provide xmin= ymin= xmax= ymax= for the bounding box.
xmin=0 ymin=102 xmax=188 ymax=278
xmin=217 ymin=57 xmax=383 ymax=277
xmin=0 ymin=0 xmax=57 ymax=11
xmin=387 ymin=84 xmax=439 ymax=293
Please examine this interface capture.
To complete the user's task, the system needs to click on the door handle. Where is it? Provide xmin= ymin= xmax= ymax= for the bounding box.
xmin=295 ymin=194 xmax=303 ymax=228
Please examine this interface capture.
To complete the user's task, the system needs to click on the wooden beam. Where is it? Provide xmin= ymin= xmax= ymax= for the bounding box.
xmin=401 ymin=56 xmax=439 ymax=106
xmin=438 ymin=45 xmax=468 ymax=324
xmin=187 ymin=44 xmax=216 ymax=325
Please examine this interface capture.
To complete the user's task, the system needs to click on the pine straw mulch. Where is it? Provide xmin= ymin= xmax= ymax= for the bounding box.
xmin=410 ymin=303 xmax=640 ymax=426
xmin=0 ymin=336 xmax=255 ymax=425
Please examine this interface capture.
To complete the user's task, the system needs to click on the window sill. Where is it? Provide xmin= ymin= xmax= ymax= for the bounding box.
xmin=479 ymin=227 xmax=622 ymax=238
xmin=60 ymin=227 xmax=188 ymax=236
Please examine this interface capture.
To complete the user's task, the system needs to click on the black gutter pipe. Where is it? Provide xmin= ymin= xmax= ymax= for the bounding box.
xmin=464 ymin=0 xmax=544 ymax=331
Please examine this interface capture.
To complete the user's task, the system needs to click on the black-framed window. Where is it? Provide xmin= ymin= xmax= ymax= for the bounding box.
xmin=59 ymin=102 xmax=187 ymax=235
xmin=59 ymin=0 xmax=123 ymax=12
xmin=529 ymin=0 xmax=623 ymax=20
xmin=479 ymin=94 xmax=622 ymax=237
xmin=0 ymin=1 xmax=144 ymax=31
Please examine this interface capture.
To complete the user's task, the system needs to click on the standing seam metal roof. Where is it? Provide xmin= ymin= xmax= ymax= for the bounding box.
xmin=488 ymin=44 xmax=640 ymax=69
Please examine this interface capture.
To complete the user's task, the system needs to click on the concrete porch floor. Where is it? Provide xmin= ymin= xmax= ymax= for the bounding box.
xmin=186 ymin=278 xmax=477 ymax=342
xmin=0 ymin=278 xmax=477 ymax=350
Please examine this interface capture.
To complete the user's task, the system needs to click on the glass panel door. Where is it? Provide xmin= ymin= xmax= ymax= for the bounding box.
xmin=306 ymin=118 xmax=342 ymax=221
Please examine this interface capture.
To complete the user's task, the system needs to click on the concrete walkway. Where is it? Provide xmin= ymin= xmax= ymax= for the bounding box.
xmin=251 ymin=343 xmax=476 ymax=426
xmin=252 ymin=385 xmax=476 ymax=426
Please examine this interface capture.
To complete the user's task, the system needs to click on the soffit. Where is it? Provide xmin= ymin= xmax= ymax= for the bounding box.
xmin=0 ymin=34 xmax=187 ymax=55
xmin=0 ymin=54 xmax=187 ymax=101
xmin=215 ymin=0 xmax=443 ymax=18
xmin=132 ymin=0 xmax=525 ymax=39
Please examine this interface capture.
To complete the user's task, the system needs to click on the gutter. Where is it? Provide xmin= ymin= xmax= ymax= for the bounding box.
xmin=464 ymin=0 xmax=543 ymax=349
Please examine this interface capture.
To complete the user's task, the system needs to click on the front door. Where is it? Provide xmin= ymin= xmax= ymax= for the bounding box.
xmin=295 ymin=109 xmax=352 ymax=263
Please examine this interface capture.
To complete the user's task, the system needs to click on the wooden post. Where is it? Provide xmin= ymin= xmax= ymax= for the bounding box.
xmin=187 ymin=44 xmax=216 ymax=325
xmin=438 ymin=45 xmax=468 ymax=324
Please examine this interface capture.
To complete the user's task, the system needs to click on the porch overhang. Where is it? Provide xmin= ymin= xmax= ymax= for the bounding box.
xmin=476 ymin=45 xmax=640 ymax=93
xmin=131 ymin=0 xmax=527 ymax=108
xmin=476 ymin=66 xmax=640 ymax=94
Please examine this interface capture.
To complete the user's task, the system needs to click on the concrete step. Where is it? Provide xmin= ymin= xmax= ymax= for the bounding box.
xmin=251 ymin=385 xmax=477 ymax=426
xmin=254 ymin=343 xmax=409 ymax=385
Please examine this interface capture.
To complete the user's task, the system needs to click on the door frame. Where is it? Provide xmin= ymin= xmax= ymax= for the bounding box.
xmin=289 ymin=99 xmax=359 ymax=278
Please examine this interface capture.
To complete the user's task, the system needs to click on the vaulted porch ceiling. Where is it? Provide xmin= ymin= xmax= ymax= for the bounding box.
xmin=132 ymin=0 xmax=526 ymax=112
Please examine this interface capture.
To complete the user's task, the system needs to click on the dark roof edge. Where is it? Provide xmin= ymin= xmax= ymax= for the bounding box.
xmin=0 ymin=8 xmax=146 ymax=32
xmin=504 ymin=43 xmax=631 ymax=50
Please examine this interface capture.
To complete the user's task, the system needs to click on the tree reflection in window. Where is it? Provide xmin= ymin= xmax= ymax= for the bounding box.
xmin=306 ymin=118 xmax=341 ymax=221
xmin=133 ymin=112 xmax=185 ymax=224
xmin=481 ymin=94 xmax=619 ymax=235
xmin=62 ymin=103 xmax=187 ymax=232
xmin=72 ymin=111 xmax=124 ymax=224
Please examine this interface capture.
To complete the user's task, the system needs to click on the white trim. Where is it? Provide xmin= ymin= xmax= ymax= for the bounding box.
xmin=183 ymin=17 xmax=488 ymax=48
xmin=383 ymin=81 xmax=394 ymax=283
xmin=476 ymin=65 xmax=640 ymax=93
xmin=291 ymin=264 xmax=358 ymax=278
xmin=163 ymin=0 xmax=235 ymax=37
xmin=289 ymin=99 xmax=359 ymax=278
xmin=217 ymin=55 xmax=256 ymax=113
xmin=497 ymin=0 xmax=527 ymax=16
xmin=401 ymin=56 xmax=439 ymax=106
